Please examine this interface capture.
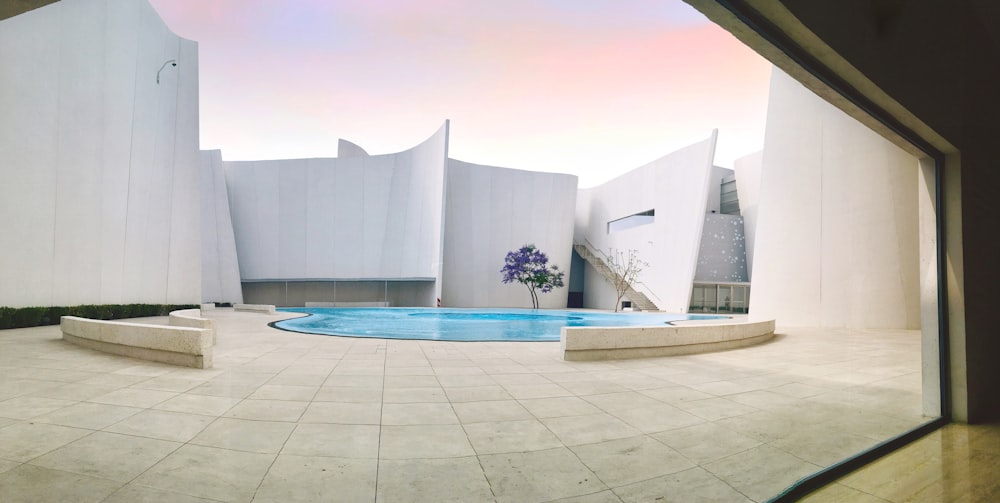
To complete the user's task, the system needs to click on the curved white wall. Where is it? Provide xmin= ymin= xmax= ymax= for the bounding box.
xmin=575 ymin=131 xmax=718 ymax=313
xmin=224 ymin=123 xmax=449 ymax=306
xmin=442 ymin=161 xmax=577 ymax=308
xmin=749 ymin=69 xmax=920 ymax=328
xmin=0 ymin=0 xmax=201 ymax=308
xmin=200 ymin=150 xmax=243 ymax=304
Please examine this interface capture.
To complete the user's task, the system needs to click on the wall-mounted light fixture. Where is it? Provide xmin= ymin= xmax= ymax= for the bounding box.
xmin=156 ymin=59 xmax=177 ymax=84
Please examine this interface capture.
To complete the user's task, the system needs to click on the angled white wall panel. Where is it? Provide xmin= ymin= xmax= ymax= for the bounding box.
xmin=748 ymin=72 xmax=823 ymax=325
xmin=224 ymin=163 xmax=259 ymax=280
xmin=749 ymin=69 xmax=919 ymax=328
xmin=199 ymin=156 xmax=219 ymax=301
xmin=411 ymin=124 xmax=450 ymax=295
xmin=200 ymin=150 xmax=243 ymax=303
xmin=576 ymin=132 xmax=718 ymax=313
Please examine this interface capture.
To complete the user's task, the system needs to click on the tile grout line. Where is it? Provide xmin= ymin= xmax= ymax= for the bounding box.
xmin=247 ymin=340 xmax=330 ymax=502
xmin=371 ymin=338 xmax=389 ymax=503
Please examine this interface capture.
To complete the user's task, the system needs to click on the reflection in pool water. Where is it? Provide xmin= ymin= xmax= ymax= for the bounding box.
xmin=272 ymin=307 xmax=726 ymax=342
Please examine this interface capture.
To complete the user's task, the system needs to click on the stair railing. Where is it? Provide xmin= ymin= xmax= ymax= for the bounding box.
xmin=575 ymin=239 xmax=662 ymax=308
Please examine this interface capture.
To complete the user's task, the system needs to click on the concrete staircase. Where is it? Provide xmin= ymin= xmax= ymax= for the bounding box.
xmin=573 ymin=243 xmax=659 ymax=311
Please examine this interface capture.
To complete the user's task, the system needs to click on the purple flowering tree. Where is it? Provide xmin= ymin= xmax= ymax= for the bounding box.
xmin=501 ymin=244 xmax=565 ymax=309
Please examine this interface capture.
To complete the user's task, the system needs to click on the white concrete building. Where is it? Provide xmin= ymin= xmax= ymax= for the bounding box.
xmin=203 ymin=123 xmax=578 ymax=309
xmin=219 ymin=124 xmax=450 ymax=308
xmin=0 ymin=0 xmax=922 ymax=334
xmin=573 ymin=131 xmax=722 ymax=313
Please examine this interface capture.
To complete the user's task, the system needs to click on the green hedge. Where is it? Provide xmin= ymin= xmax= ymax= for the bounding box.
xmin=0 ymin=304 xmax=198 ymax=330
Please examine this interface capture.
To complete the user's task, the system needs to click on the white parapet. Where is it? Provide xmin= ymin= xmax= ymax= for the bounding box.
xmin=561 ymin=319 xmax=776 ymax=361
xmin=60 ymin=316 xmax=213 ymax=369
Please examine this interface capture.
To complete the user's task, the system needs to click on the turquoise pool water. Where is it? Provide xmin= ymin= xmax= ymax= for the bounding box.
xmin=272 ymin=307 xmax=726 ymax=342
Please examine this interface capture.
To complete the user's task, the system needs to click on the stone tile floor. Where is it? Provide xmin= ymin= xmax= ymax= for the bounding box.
xmin=0 ymin=309 xmax=947 ymax=502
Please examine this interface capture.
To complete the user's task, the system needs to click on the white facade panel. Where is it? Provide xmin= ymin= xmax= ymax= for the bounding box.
xmin=331 ymin=158 xmax=365 ymax=278
xmin=0 ymin=6 xmax=60 ymax=307
xmin=0 ymin=0 xmax=201 ymax=308
xmin=304 ymin=159 xmax=335 ymax=276
xmin=166 ymin=39 xmax=202 ymax=303
xmin=576 ymin=132 xmax=718 ymax=313
xmin=442 ymin=160 xmax=577 ymax=308
xmin=278 ymin=163 xmax=308 ymax=280
xmin=381 ymin=156 xmax=409 ymax=278
xmin=51 ymin=0 xmax=104 ymax=306
xmin=253 ymin=162 xmax=283 ymax=280
xmin=749 ymin=69 xmax=919 ymax=328
xmin=225 ymin=123 xmax=448 ymax=303
xmin=362 ymin=158 xmax=394 ymax=278
xmin=99 ymin=0 xmax=141 ymax=304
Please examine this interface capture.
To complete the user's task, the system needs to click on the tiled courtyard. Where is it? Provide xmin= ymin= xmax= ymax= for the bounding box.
xmin=0 ymin=309 xmax=929 ymax=502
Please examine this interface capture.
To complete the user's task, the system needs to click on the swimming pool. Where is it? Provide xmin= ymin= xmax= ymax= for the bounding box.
xmin=272 ymin=307 xmax=726 ymax=342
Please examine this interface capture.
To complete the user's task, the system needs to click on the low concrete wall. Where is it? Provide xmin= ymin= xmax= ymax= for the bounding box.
xmin=561 ymin=319 xmax=776 ymax=361
xmin=60 ymin=316 xmax=213 ymax=369
xmin=234 ymin=303 xmax=276 ymax=314
xmin=168 ymin=308 xmax=216 ymax=345
xmin=304 ymin=301 xmax=390 ymax=307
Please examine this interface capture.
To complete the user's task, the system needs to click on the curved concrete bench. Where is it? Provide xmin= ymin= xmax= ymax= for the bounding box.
xmin=61 ymin=316 xmax=213 ymax=369
xmin=304 ymin=301 xmax=390 ymax=307
xmin=561 ymin=319 xmax=776 ymax=361
xmin=168 ymin=308 xmax=217 ymax=345
xmin=234 ymin=303 xmax=276 ymax=314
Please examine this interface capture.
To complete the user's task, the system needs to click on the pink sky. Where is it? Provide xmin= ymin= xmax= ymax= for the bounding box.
xmin=149 ymin=0 xmax=772 ymax=187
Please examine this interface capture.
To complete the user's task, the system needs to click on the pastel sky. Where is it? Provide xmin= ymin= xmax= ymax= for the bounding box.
xmin=148 ymin=0 xmax=772 ymax=187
